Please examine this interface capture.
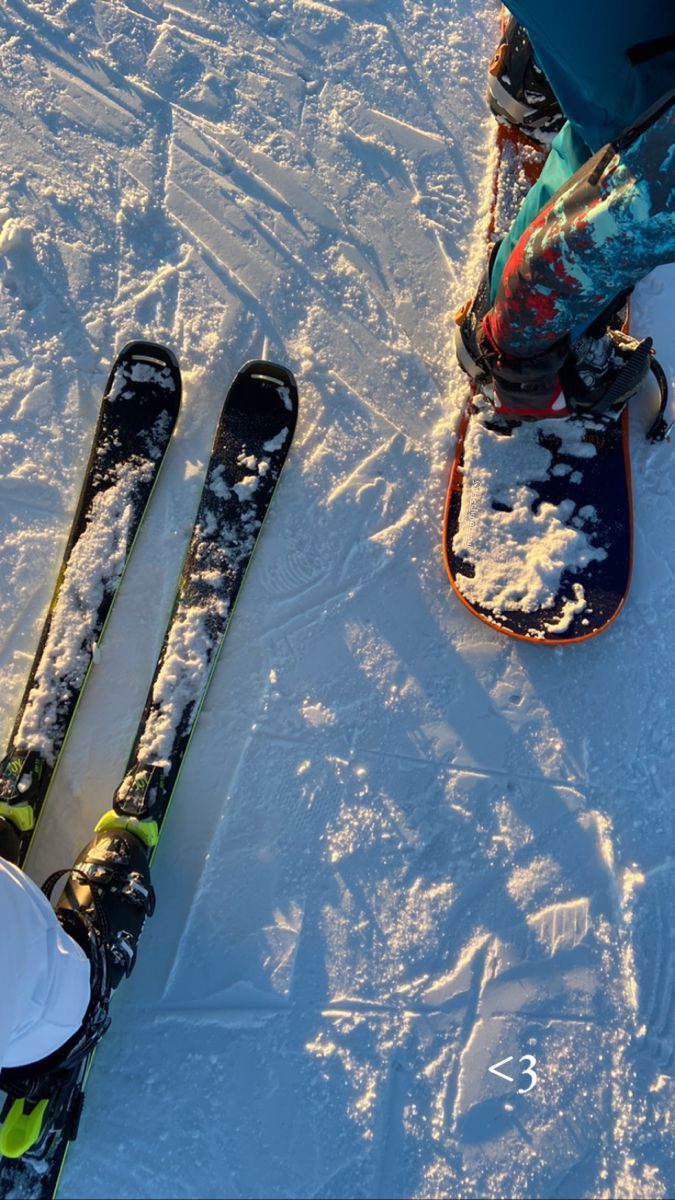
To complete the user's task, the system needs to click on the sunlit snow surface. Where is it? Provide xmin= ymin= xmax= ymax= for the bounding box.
xmin=0 ymin=2 xmax=673 ymax=1199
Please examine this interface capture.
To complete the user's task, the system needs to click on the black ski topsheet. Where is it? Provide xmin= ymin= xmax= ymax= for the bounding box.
xmin=112 ymin=358 xmax=299 ymax=830
xmin=0 ymin=361 xmax=298 ymax=1200
xmin=0 ymin=342 xmax=181 ymax=866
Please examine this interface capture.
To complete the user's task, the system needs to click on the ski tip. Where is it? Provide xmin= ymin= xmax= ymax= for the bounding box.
xmin=237 ymin=359 xmax=298 ymax=397
xmin=107 ymin=341 xmax=182 ymax=412
xmin=116 ymin=341 xmax=181 ymax=376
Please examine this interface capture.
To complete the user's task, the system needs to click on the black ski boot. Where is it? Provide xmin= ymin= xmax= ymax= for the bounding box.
xmin=0 ymin=816 xmax=22 ymax=865
xmin=54 ymin=827 xmax=155 ymax=991
xmin=487 ymin=17 xmax=565 ymax=144
xmin=0 ymin=830 xmax=155 ymax=1158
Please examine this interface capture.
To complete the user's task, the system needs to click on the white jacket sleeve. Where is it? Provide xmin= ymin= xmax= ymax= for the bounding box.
xmin=0 ymin=858 xmax=90 ymax=1071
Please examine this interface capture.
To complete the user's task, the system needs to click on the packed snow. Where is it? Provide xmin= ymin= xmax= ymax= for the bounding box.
xmin=0 ymin=2 xmax=673 ymax=1199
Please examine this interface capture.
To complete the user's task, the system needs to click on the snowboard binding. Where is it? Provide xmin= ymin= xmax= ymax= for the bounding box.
xmin=0 ymin=816 xmax=22 ymax=866
xmin=455 ymin=249 xmax=669 ymax=435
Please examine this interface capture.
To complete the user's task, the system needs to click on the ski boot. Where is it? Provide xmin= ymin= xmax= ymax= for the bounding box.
xmin=0 ymin=830 xmax=155 ymax=1158
xmin=0 ymin=815 xmax=22 ymax=865
xmin=54 ymin=826 xmax=156 ymax=992
xmin=487 ymin=16 xmax=565 ymax=144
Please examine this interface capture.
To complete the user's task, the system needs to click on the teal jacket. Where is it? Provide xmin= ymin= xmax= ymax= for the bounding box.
xmin=505 ymin=1 xmax=675 ymax=151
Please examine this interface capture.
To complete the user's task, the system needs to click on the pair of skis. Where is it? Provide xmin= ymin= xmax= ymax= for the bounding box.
xmin=0 ymin=342 xmax=298 ymax=1198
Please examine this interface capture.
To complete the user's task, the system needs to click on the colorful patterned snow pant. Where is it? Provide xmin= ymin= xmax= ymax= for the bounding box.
xmin=488 ymin=2 xmax=675 ymax=356
xmin=490 ymin=95 xmax=675 ymax=357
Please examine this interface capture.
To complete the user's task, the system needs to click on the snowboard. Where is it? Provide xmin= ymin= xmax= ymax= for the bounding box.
xmin=0 ymin=359 xmax=299 ymax=1200
xmin=443 ymin=18 xmax=640 ymax=644
xmin=0 ymin=342 xmax=181 ymax=864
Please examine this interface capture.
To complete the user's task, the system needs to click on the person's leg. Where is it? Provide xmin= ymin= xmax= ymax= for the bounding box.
xmin=490 ymin=100 xmax=675 ymax=359
xmin=456 ymin=97 xmax=674 ymax=417
xmin=488 ymin=4 xmax=675 ymax=305
xmin=0 ymin=823 xmax=154 ymax=1144
xmin=489 ymin=123 xmax=590 ymax=306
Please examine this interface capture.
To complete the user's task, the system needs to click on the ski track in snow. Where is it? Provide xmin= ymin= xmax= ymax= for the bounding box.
xmin=0 ymin=2 xmax=673 ymax=1198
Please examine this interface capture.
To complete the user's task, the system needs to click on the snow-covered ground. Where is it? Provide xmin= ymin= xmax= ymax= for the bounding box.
xmin=0 ymin=2 xmax=674 ymax=1197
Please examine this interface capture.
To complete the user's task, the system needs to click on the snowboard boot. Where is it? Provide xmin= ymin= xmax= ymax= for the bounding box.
xmin=453 ymin=252 xmax=493 ymax=385
xmin=454 ymin=249 xmax=570 ymax=418
xmin=455 ymin=263 xmax=652 ymax=420
xmin=487 ymin=16 xmax=565 ymax=144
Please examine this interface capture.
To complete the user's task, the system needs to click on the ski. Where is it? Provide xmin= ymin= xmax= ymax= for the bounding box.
xmin=107 ymin=359 xmax=299 ymax=842
xmin=0 ymin=359 xmax=299 ymax=1199
xmin=0 ymin=342 xmax=181 ymax=867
